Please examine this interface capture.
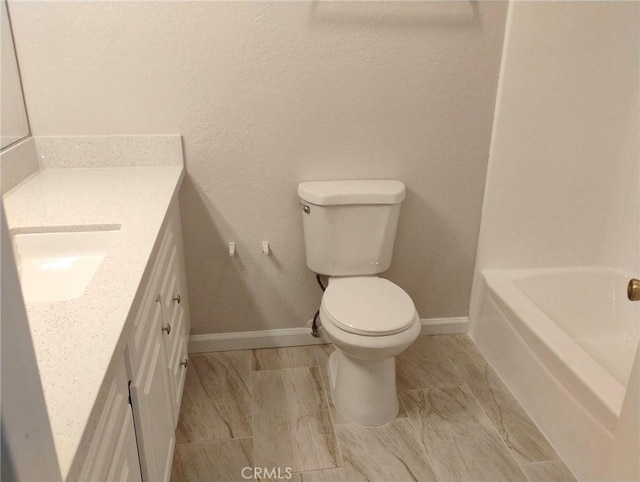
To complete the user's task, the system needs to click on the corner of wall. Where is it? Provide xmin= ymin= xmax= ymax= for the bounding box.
xmin=468 ymin=0 xmax=513 ymax=328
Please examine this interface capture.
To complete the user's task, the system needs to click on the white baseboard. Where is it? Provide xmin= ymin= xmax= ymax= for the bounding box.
xmin=188 ymin=317 xmax=469 ymax=353
xmin=420 ymin=316 xmax=469 ymax=335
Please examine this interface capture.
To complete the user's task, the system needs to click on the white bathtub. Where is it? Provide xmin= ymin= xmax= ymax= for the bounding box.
xmin=472 ymin=267 xmax=639 ymax=480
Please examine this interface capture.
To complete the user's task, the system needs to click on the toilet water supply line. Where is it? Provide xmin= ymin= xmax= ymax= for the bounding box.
xmin=311 ymin=274 xmax=326 ymax=338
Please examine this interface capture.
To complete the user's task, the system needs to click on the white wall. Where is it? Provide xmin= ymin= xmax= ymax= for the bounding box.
xmin=8 ymin=1 xmax=507 ymax=335
xmin=471 ymin=1 xmax=639 ymax=288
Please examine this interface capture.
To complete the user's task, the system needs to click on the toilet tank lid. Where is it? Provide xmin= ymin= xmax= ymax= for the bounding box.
xmin=297 ymin=180 xmax=406 ymax=206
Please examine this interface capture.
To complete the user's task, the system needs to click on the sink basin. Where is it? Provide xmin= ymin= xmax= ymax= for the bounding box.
xmin=13 ymin=227 xmax=121 ymax=302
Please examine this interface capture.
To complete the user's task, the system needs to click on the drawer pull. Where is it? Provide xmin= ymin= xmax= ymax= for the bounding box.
xmin=180 ymin=358 xmax=188 ymax=368
xmin=162 ymin=323 xmax=171 ymax=335
xmin=172 ymin=294 xmax=181 ymax=304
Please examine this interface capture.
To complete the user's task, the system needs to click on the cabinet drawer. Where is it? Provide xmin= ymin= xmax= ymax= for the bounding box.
xmin=128 ymin=225 xmax=174 ymax=371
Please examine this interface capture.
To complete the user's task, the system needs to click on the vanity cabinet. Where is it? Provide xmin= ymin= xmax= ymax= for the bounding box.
xmin=127 ymin=199 xmax=191 ymax=482
xmin=80 ymin=198 xmax=190 ymax=482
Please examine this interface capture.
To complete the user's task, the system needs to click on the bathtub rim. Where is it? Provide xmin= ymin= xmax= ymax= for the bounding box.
xmin=483 ymin=268 xmax=626 ymax=433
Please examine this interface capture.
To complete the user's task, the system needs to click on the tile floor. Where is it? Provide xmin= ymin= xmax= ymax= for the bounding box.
xmin=171 ymin=335 xmax=577 ymax=482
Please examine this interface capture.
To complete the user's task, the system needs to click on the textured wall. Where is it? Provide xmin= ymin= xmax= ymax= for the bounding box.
xmin=9 ymin=1 xmax=507 ymax=334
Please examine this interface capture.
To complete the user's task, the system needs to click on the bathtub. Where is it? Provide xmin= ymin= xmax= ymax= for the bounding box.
xmin=471 ymin=267 xmax=639 ymax=479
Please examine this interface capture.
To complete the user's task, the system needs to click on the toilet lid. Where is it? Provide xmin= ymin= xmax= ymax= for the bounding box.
xmin=321 ymin=277 xmax=416 ymax=336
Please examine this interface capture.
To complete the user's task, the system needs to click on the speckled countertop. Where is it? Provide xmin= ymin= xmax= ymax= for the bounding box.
xmin=3 ymin=165 xmax=184 ymax=479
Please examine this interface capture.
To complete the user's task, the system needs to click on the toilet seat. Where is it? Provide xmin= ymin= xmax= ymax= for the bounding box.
xmin=321 ymin=277 xmax=416 ymax=336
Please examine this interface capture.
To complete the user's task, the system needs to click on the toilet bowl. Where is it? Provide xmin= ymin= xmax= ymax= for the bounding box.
xmin=320 ymin=276 xmax=420 ymax=426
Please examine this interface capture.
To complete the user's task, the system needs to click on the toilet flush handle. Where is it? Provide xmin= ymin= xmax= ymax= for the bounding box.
xmin=300 ymin=203 xmax=310 ymax=214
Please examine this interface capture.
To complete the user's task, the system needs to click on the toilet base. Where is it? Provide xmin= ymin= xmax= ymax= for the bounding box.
xmin=328 ymin=350 xmax=399 ymax=427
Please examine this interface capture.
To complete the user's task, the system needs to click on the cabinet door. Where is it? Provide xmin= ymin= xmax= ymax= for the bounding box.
xmin=130 ymin=310 xmax=175 ymax=482
xmin=106 ymin=407 xmax=142 ymax=482
xmin=79 ymin=358 xmax=142 ymax=482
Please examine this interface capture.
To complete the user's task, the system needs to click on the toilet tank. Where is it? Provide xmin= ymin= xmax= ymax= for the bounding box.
xmin=298 ymin=180 xmax=406 ymax=276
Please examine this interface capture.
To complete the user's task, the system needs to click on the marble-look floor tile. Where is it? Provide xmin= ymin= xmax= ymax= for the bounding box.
xmin=314 ymin=345 xmax=407 ymax=425
xmin=174 ymin=338 xmax=576 ymax=482
xmin=252 ymin=346 xmax=318 ymax=371
xmin=396 ymin=335 xmax=464 ymax=391
xmin=457 ymin=362 xmax=559 ymax=464
xmin=171 ymin=438 xmax=253 ymax=482
xmin=402 ymin=385 xmax=528 ymax=481
xmin=521 ymin=461 xmax=577 ymax=482
xmin=252 ymin=367 xmax=339 ymax=472
xmin=435 ymin=334 xmax=486 ymax=366
xmin=176 ymin=351 xmax=252 ymax=444
xmin=336 ymin=418 xmax=437 ymax=482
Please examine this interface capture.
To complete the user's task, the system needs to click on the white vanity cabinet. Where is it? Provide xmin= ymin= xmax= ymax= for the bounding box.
xmin=125 ymin=198 xmax=191 ymax=482
xmin=79 ymin=198 xmax=190 ymax=482
xmin=4 ymin=162 xmax=188 ymax=481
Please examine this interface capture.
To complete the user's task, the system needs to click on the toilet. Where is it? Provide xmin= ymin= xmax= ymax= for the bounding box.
xmin=298 ymin=180 xmax=420 ymax=427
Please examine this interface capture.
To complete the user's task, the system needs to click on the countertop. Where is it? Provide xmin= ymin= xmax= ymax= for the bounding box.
xmin=3 ymin=165 xmax=184 ymax=479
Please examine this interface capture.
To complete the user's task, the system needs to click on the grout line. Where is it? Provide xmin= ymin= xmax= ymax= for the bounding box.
xmin=250 ymin=348 xmax=256 ymax=372
xmin=520 ymin=460 xmax=566 ymax=467
xmin=313 ymin=346 xmax=345 ymax=467
xmin=250 ymin=346 xmax=325 ymax=372
xmin=250 ymin=346 xmax=328 ymax=372
xmin=397 ymin=389 xmax=409 ymax=420
xmin=250 ymin=364 xmax=318 ymax=372
xmin=251 ymin=365 xmax=322 ymax=374
xmin=174 ymin=436 xmax=254 ymax=448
